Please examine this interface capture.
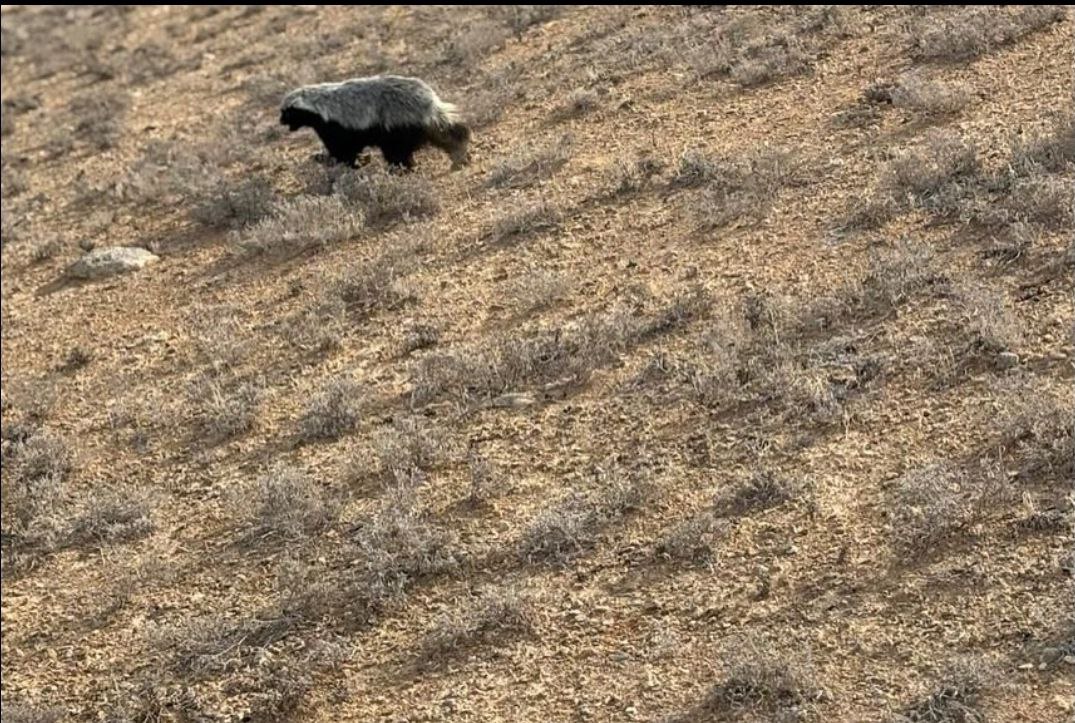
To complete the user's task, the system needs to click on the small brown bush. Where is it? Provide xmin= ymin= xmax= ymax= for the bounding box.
xmin=889 ymin=73 xmax=973 ymax=115
xmin=191 ymin=377 xmax=263 ymax=443
xmin=347 ymin=489 xmax=459 ymax=619
xmin=192 ymin=177 xmax=275 ymax=230
xmin=243 ymin=464 xmax=336 ymax=543
xmin=485 ymin=202 xmax=560 ymax=245
xmin=0 ymin=703 xmax=65 ymax=723
xmin=907 ymin=5 xmax=1066 ymax=61
xmin=297 ymin=377 xmax=364 ymax=442
xmin=890 ymin=658 xmax=992 ymax=723
xmin=334 ymin=170 xmax=439 ymax=227
xmin=68 ymin=89 xmax=129 ymax=151
xmin=688 ymin=634 xmax=821 ymax=718
xmin=654 ymin=511 xmax=726 ymax=564
xmin=887 ymin=461 xmax=1006 ymax=561
xmin=236 ymin=195 xmax=364 ymax=257
xmin=66 ymin=486 xmax=155 ymax=549
xmin=374 ymin=416 xmax=450 ymax=479
xmin=1 ymin=429 xmax=72 ymax=539
xmin=420 ymin=586 xmax=536 ymax=663
xmin=487 ymin=135 xmax=572 ymax=189
xmin=714 ymin=470 xmax=797 ymax=518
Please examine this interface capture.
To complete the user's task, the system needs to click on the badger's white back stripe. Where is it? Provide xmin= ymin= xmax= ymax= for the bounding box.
xmin=281 ymin=75 xmax=460 ymax=132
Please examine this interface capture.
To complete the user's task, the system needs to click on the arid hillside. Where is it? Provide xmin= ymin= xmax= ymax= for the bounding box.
xmin=1 ymin=5 xmax=1072 ymax=722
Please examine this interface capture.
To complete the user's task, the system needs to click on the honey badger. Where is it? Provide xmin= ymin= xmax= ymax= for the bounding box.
xmin=280 ymin=75 xmax=470 ymax=171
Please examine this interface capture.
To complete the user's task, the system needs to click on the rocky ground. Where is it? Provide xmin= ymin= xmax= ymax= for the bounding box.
xmin=1 ymin=6 xmax=1072 ymax=722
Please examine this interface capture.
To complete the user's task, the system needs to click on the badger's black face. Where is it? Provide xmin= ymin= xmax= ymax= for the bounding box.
xmin=280 ymin=106 xmax=307 ymax=132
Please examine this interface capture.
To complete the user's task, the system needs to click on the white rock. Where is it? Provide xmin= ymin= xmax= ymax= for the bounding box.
xmin=67 ymin=247 xmax=158 ymax=280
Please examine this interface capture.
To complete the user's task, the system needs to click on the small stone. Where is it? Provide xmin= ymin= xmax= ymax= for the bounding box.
xmin=996 ymin=351 xmax=1019 ymax=369
xmin=66 ymin=246 xmax=159 ymax=280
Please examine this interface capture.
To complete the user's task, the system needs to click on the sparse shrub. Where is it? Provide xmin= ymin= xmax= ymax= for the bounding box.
xmin=188 ymin=304 xmax=251 ymax=373
xmin=329 ymin=243 xmax=419 ymax=315
xmin=25 ymin=234 xmax=64 ymax=263
xmin=126 ymin=41 xmax=187 ymax=84
xmin=68 ymin=89 xmax=128 ymax=151
xmin=281 ymin=296 xmax=347 ymax=353
xmin=465 ymin=449 xmax=500 ymax=507
xmin=608 ymin=154 xmax=665 ymax=194
xmin=889 ymin=73 xmax=972 ymax=115
xmin=154 ymin=612 xmax=298 ymax=679
xmin=883 ymin=130 xmax=979 ymax=198
xmin=236 ymin=195 xmax=364 ymax=256
xmin=907 ymin=5 xmax=1066 ymax=61
xmin=641 ymin=286 xmax=713 ymax=338
xmin=693 ymin=185 xmax=764 ymax=230
xmin=856 ymin=240 xmax=943 ymax=313
xmin=691 ymin=634 xmax=821 ymax=717
xmin=518 ymin=463 xmax=651 ymax=566
xmin=192 ymin=177 xmax=275 ymax=230
xmin=440 ymin=19 xmax=510 ymax=67
xmin=402 ymin=324 xmax=440 ymax=354
xmin=887 ymin=461 xmax=1005 ymax=561
xmin=687 ymin=32 xmax=736 ymax=79
xmin=1 ymin=430 xmax=71 ymax=538
xmin=467 ymin=71 xmax=518 ymax=128
xmin=849 ymin=131 xmax=980 ymax=228
xmin=347 ymin=489 xmax=458 ymax=619
xmin=508 ymin=270 xmax=570 ymax=313
xmin=958 ymin=286 xmax=1023 ymax=354
xmin=655 ymin=511 xmax=725 ymax=563
xmin=244 ymin=464 xmax=335 ymax=542
xmin=689 ymin=330 xmax=746 ymax=410
xmin=682 ymin=147 xmax=800 ymax=229
xmin=995 ymin=391 xmax=1073 ymax=480
xmin=66 ymin=487 xmax=155 ymax=548
xmin=59 ymin=346 xmax=92 ymax=372
xmin=374 ymin=416 xmax=449 ymax=479
xmin=672 ymin=149 xmax=740 ymax=189
xmin=411 ymin=298 xmax=699 ymax=406
xmin=420 ymin=586 xmax=535 ymax=663
xmin=297 ymin=376 xmax=363 ymax=441
xmin=729 ymin=33 xmax=810 ymax=87
xmin=485 ymin=202 xmax=560 ymax=245
xmin=517 ymin=498 xmax=595 ymax=565
xmin=998 ymin=176 xmax=1073 ymax=229
xmin=497 ymin=5 xmax=562 ymax=38
xmin=487 ymin=136 xmax=572 ymax=189
xmin=595 ymin=462 xmax=654 ymax=517
xmin=334 ymin=170 xmax=439 ymax=227
xmin=0 ymin=103 xmax=14 ymax=138
xmin=1 ymin=163 xmax=27 ymax=198
xmin=192 ymin=378 xmax=262 ymax=443
xmin=558 ymin=87 xmax=599 ymax=118
xmin=714 ymin=470 xmax=797 ymax=519
xmin=118 ymin=138 xmax=232 ymax=207
xmin=0 ymin=703 xmax=64 ymax=723
xmin=1008 ymin=115 xmax=1075 ymax=175
xmin=890 ymin=658 xmax=991 ymax=723
xmin=832 ymin=103 xmax=883 ymax=129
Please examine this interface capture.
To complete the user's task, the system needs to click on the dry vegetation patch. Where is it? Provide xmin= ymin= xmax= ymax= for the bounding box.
xmin=1 ymin=4 xmax=1072 ymax=721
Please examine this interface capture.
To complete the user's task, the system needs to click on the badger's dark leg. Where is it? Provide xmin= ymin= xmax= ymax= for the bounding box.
xmin=310 ymin=119 xmax=362 ymax=167
xmin=376 ymin=126 xmax=426 ymax=171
